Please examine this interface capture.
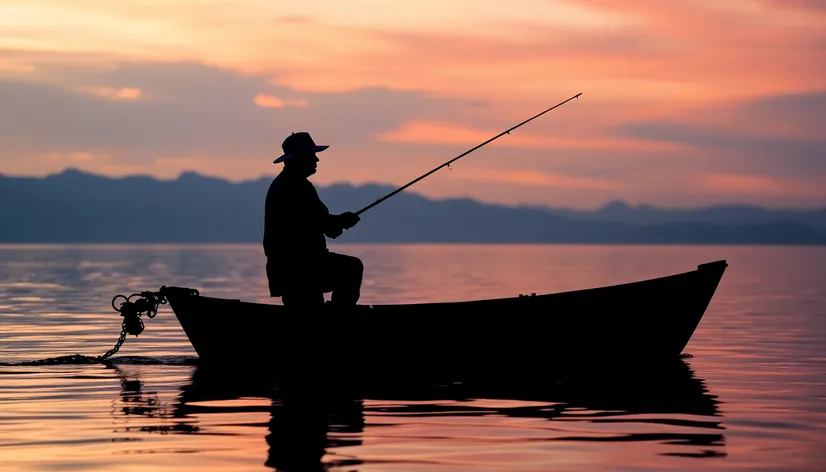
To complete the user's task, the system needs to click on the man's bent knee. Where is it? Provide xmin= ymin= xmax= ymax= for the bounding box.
xmin=328 ymin=252 xmax=363 ymax=276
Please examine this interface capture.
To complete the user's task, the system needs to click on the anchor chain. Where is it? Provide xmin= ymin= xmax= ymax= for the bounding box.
xmin=95 ymin=289 xmax=168 ymax=361
xmin=9 ymin=289 xmax=169 ymax=366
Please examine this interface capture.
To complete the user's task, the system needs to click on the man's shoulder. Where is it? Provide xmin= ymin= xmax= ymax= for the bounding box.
xmin=268 ymin=171 xmax=293 ymax=189
xmin=266 ymin=173 xmax=287 ymax=201
xmin=267 ymin=172 xmax=314 ymax=196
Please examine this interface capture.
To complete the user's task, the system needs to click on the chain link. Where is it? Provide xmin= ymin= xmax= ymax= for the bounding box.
xmin=96 ymin=325 xmax=129 ymax=361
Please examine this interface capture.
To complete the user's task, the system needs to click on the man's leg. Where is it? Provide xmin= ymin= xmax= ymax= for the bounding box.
xmin=321 ymin=252 xmax=364 ymax=306
xmin=281 ymin=290 xmax=325 ymax=308
xmin=272 ymin=258 xmax=325 ymax=308
xmin=266 ymin=259 xmax=284 ymax=298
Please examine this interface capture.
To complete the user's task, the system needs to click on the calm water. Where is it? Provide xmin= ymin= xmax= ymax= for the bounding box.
xmin=1 ymin=244 xmax=825 ymax=471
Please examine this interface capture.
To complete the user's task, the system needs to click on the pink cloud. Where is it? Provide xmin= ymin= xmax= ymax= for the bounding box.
xmin=454 ymin=168 xmax=621 ymax=190
xmin=701 ymin=173 xmax=819 ymax=197
xmin=79 ymin=86 xmax=141 ymax=100
xmin=375 ymin=120 xmax=683 ymax=152
xmin=253 ymin=93 xmax=307 ymax=108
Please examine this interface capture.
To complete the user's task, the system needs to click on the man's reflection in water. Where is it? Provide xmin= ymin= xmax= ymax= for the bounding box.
xmin=265 ymin=395 xmax=328 ymax=471
xmin=265 ymin=398 xmax=366 ymax=471
xmin=265 ymin=380 xmax=365 ymax=472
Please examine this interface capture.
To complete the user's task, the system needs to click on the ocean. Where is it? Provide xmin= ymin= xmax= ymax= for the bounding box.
xmin=1 ymin=243 xmax=824 ymax=471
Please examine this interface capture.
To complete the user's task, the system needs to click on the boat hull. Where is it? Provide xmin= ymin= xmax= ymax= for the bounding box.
xmin=162 ymin=260 xmax=727 ymax=377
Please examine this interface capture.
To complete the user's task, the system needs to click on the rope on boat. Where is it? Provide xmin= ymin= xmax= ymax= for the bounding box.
xmin=7 ymin=289 xmax=170 ymax=366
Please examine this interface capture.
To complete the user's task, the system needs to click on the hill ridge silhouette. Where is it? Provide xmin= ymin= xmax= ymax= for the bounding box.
xmin=1 ymin=168 xmax=824 ymax=244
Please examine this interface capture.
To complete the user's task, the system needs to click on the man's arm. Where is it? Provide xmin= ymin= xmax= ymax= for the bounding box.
xmin=323 ymin=215 xmax=344 ymax=239
xmin=322 ymin=211 xmax=360 ymax=239
xmin=320 ymin=201 xmax=344 ymax=238
xmin=313 ymin=183 xmax=359 ymax=238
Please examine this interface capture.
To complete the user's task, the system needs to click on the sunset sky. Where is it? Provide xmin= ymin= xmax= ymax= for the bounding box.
xmin=1 ymin=0 xmax=824 ymax=209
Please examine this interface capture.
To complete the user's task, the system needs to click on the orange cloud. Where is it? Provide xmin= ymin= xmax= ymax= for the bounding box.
xmin=253 ymin=94 xmax=307 ymax=108
xmin=44 ymin=151 xmax=95 ymax=162
xmin=78 ymin=86 xmax=141 ymax=100
xmin=455 ymin=168 xmax=620 ymax=190
xmin=701 ymin=173 xmax=817 ymax=196
xmin=0 ymin=58 xmax=35 ymax=74
xmin=375 ymin=120 xmax=682 ymax=152
xmin=8 ymin=0 xmax=821 ymax=101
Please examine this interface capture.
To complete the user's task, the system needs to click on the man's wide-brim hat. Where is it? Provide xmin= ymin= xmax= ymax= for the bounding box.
xmin=274 ymin=131 xmax=329 ymax=163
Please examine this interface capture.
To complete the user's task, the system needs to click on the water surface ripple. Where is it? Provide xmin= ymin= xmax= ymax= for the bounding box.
xmin=1 ymin=244 xmax=825 ymax=471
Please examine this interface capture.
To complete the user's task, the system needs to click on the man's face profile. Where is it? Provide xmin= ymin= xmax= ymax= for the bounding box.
xmin=287 ymin=152 xmax=319 ymax=177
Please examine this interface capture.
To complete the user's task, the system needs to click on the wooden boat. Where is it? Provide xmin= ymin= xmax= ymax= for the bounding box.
xmin=158 ymin=260 xmax=727 ymax=376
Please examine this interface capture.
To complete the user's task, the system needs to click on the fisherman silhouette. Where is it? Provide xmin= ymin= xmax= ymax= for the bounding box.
xmin=263 ymin=132 xmax=363 ymax=310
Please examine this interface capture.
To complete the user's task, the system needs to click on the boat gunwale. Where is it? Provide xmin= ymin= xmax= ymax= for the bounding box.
xmin=163 ymin=259 xmax=728 ymax=309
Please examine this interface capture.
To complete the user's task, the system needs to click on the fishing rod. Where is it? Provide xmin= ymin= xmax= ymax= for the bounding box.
xmin=355 ymin=92 xmax=582 ymax=216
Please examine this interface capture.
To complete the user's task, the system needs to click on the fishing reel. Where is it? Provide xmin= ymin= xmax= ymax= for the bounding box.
xmin=111 ymin=291 xmax=167 ymax=337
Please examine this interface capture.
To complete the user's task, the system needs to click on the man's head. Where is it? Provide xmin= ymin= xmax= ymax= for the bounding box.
xmin=274 ymin=132 xmax=328 ymax=177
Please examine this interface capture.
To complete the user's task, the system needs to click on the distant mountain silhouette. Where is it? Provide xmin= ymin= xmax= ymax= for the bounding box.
xmin=1 ymin=169 xmax=824 ymax=244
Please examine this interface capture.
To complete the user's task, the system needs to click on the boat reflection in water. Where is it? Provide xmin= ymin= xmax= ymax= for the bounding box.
xmin=111 ymin=358 xmax=724 ymax=471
